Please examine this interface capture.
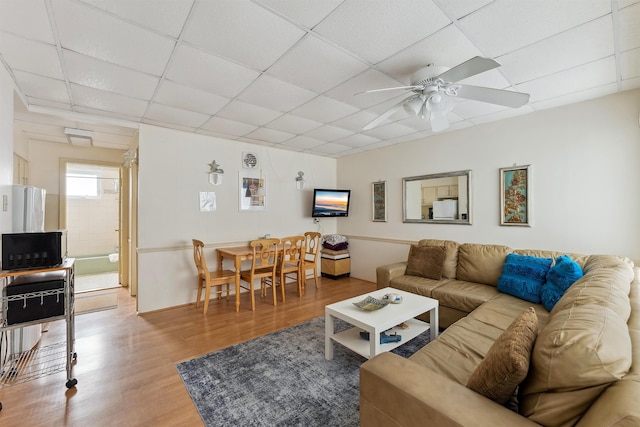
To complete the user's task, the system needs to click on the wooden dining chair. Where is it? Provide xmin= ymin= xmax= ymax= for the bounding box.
xmin=239 ymin=238 xmax=279 ymax=311
xmin=192 ymin=239 xmax=236 ymax=315
xmin=273 ymin=235 xmax=305 ymax=303
xmin=301 ymin=231 xmax=322 ymax=291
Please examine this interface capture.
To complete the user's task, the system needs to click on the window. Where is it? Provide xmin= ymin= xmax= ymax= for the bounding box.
xmin=67 ymin=172 xmax=100 ymax=198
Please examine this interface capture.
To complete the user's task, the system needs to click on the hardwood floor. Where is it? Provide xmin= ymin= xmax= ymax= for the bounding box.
xmin=0 ymin=277 xmax=376 ymax=426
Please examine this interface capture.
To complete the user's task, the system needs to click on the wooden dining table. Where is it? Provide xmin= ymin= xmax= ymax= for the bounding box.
xmin=216 ymin=245 xmax=254 ymax=312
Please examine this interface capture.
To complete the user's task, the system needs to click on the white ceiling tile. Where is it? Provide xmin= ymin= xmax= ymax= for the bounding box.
xmin=166 ymin=45 xmax=260 ymax=98
xmin=256 ymin=0 xmax=344 ymax=28
xmin=154 ymin=80 xmax=229 ymax=115
xmin=432 ymin=0 xmax=494 ymax=20
xmin=238 ymin=75 xmax=318 ymax=112
xmin=337 ymin=133 xmax=380 ymax=148
xmin=216 ymin=100 xmax=283 ymax=126
xmin=70 ymin=84 xmax=148 ymax=117
xmin=498 ymin=17 xmax=614 ymax=84
xmin=245 ymin=127 xmax=295 ymax=143
xmin=620 ymin=48 xmax=640 ymax=79
xmin=53 ymin=0 xmax=175 ymax=75
xmin=469 ymin=105 xmax=535 ymax=125
xmin=618 ymin=2 xmax=640 ymax=51
xmin=331 ymin=111 xmax=380 ymax=132
xmin=453 ymin=98 xmax=508 ymax=118
xmin=195 ymin=129 xmax=239 ymax=140
xmin=518 ymin=57 xmax=617 ymax=102
xmin=290 ymin=95 xmax=359 ymax=122
xmin=278 ymin=135 xmax=326 ymax=150
xmin=530 ymin=83 xmax=618 ymax=111
xmin=362 ymin=122 xmax=417 ymax=140
xmin=307 ymin=141 xmax=351 ymax=155
xmin=376 ymin=25 xmax=484 ymax=83
xmin=21 ymin=97 xmax=73 ymax=112
xmin=314 ymin=0 xmax=450 ymax=64
xmin=200 ymin=116 xmax=258 ymax=136
xmin=142 ymin=118 xmax=194 ymax=132
xmin=265 ymin=114 xmax=323 ymax=134
xmin=458 ymin=0 xmax=612 ymax=57
xmin=13 ymin=71 xmax=70 ymax=104
xmin=183 ymin=0 xmax=305 ymax=70
xmin=78 ymin=0 xmax=194 ymax=38
xmin=303 ymin=125 xmax=353 ymax=142
xmin=0 ymin=34 xmax=63 ymax=79
xmin=619 ymin=0 xmax=640 ymax=8
xmin=0 ymin=0 xmax=54 ymax=43
xmin=146 ymin=103 xmax=210 ymax=128
xmin=268 ymin=35 xmax=369 ymax=93
xmin=325 ymin=69 xmax=406 ymax=108
xmin=73 ymin=105 xmax=143 ymax=122
xmin=64 ymin=50 xmax=160 ymax=99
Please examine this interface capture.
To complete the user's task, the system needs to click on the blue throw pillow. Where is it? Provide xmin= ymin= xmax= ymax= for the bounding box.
xmin=540 ymin=255 xmax=583 ymax=311
xmin=497 ymin=254 xmax=553 ymax=303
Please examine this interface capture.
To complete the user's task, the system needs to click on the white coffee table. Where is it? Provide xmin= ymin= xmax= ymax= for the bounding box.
xmin=325 ymin=287 xmax=439 ymax=360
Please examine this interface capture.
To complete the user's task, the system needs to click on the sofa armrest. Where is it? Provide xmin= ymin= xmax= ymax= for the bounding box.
xmin=360 ymin=352 xmax=541 ymax=427
xmin=376 ymin=262 xmax=407 ymax=289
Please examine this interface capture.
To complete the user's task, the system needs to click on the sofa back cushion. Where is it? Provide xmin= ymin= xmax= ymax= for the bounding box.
xmin=418 ymin=239 xmax=459 ymax=279
xmin=520 ymin=257 xmax=634 ymax=427
xmin=457 ymin=243 xmax=512 ymax=286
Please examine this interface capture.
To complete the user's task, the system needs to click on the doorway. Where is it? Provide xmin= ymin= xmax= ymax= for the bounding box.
xmin=63 ymin=161 xmax=122 ymax=292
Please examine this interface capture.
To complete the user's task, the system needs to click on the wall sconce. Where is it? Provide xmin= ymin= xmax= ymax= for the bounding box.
xmin=208 ymin=160 xmax=224 ymax=185
xmin=295 ymin=171 xmax=307 ymax=191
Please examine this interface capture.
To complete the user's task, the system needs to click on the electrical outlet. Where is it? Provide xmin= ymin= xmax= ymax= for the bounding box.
xmin=313 ymin=218 xmax=320 ymax=224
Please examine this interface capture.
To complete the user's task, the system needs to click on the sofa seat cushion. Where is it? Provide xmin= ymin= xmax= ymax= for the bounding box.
xmin=431 ymin=280 xmax=500 ymax=313
xmin=467 ymin=307 xmax=539 ymax=404
xmin=457 ymin=243 xmax=512 ymax=285
xmin=388 ymin=276 xmax=452 ymax=298
xmin=410 ymin=314 xmax=505 ymax=385
xmin=470 ymin=294 xmax=550 ymax=331
xmin=417 ymin=239 xmax=459 ymax=279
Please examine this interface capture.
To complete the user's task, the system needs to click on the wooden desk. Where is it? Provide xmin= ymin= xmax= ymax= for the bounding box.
xmin=216 ymin=246 xmax=253 ymax=312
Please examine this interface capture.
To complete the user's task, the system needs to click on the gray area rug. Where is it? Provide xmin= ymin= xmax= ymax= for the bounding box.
xmin=176 ymin=316 xmax=430 ymax=427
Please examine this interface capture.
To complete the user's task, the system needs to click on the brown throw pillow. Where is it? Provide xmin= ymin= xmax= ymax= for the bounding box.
xmin=466 ymin=307 xmax=538 ymax=404
xmin=406 ymin=245 xmax=446 ymax=280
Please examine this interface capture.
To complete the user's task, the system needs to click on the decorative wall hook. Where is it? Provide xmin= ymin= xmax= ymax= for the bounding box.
xmin=295 ymin=171 xmax=307 ymax=191
xmin=208 ymin=160 xmax=224 ymax=185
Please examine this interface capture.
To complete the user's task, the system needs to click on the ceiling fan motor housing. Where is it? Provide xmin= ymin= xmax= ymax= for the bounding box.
xmin=410 ymin=64 xmax=450 ymax=86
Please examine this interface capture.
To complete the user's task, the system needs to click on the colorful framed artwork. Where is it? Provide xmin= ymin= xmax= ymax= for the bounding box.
xmin=239 ymin=171 xmax=266 ymax=212
xmin=372 ymin=181 xmax=387 ymax=222
xmin=500 ymin=165 xmax=530 ymax=226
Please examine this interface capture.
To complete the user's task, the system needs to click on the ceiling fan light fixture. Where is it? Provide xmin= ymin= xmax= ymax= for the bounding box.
xmin=403 ymin=95 xmax=424 ymax=116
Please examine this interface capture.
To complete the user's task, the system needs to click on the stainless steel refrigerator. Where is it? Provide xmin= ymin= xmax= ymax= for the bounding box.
xmin=12 ymin=185 xmax=45 ymax=232
xmin=7 ymin=185 xmax=47 ymax=352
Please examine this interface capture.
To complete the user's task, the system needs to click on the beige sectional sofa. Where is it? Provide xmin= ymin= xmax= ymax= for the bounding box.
xmin=360 ymin=239 xmax=640 ymax=427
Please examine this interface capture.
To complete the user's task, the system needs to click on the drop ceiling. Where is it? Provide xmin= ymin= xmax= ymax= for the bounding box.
xmin=1 ymin=0 xmax=639 ymax=157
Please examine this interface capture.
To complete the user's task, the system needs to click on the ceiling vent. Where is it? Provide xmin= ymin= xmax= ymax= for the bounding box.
xmin=64 ymin=128 xmax=93 ymax=146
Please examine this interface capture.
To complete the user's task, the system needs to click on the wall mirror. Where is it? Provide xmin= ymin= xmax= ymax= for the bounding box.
xmin=403 ymin=170 xmax=472 ymax=224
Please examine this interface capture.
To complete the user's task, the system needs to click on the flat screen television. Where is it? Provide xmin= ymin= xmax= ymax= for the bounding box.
xmin=312 ymin=189 xmax=351 ymax=217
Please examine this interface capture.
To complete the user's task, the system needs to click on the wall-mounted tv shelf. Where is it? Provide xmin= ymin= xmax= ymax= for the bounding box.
xmin=0 ymin=259 xmax=77 ymax=411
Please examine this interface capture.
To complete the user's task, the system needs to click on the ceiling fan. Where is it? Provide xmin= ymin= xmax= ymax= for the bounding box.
xmin=360 ymin=56 xmax=530 ymax=132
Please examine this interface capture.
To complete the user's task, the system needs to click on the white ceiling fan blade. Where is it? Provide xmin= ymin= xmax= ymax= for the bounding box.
xmin=362 ymin=99 xmax=406 ymax=130
xmin=355 ymin=85 xmax=423 ymax=95
xmin=456 ymin=85 xmax=530 ymax=108
xmin=437 ymin=56 xmax=500 ymax=83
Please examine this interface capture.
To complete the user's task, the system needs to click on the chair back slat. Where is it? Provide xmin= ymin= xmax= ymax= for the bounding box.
xmin=304 ymin=232 xmax=321 ymax=262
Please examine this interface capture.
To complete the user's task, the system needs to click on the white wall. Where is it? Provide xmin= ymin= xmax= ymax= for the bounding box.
xmin=338 ymin=90 xmax=640 ymax=282
xmin=136 ymin=125 xmax=337 ymax=312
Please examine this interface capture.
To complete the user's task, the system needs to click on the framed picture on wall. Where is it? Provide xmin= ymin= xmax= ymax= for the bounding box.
xmin=500 ymin=165 xmax=531 ymax=226
xmin=239 ymin=171 xmax=266 ymax=212
xmin=372 ymin=181 xmax=387 ymax=222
